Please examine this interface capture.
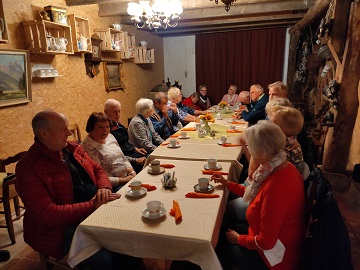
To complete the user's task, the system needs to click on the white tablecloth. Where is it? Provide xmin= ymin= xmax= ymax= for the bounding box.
xmin=68 ymin=159 xmax=241 ymax=270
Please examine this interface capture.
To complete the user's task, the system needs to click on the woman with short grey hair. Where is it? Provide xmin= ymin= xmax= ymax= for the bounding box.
xmin=212 ymin=120 xmax=304 ymax=270
xmin=128 ymin=98 xmax=164 ymax=153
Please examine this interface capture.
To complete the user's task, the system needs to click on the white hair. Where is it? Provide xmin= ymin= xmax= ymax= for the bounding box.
xmin=245 ymin=120 xmax=286 ymax=161
xmin=104 ymin=99 xmax=121 ymax=112
xmin=136 ymin=98 xmax=154 ymax=115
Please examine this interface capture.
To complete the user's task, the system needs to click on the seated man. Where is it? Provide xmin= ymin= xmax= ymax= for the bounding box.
xmin=268 ymin=81 xmax=288 ymax=100
xmin=182 ymin=92 xmax=201 ymax=110
xmin=104 ymin=99 xmax=147 ymax=173
xmin=15 ymin=110 xmax=142 ymax=270
xmin=150 ymin=92 xmax=179 ymax=140
xmin=239 ymin=84 xmax=268 ymax=125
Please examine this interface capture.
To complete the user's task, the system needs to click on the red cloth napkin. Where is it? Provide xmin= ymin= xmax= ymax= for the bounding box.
xmin=185 ymin=192 xmax=220 ymax=198
xmin=226 ymin=130 xmax=244 ymax=133
xmin=160 ymin=164 xmax=175 ymax=169
xmin=161 ymin=141 xmax=180 ymax=146
xmin=231 ymin=121 xmax=246 ymax=125
xmin=169 ymin=200 xmax=182 ymax=223
xmin=201 ymin=170 xmax=229 ymax=175
xmin=169 ymin=134 xmax=180 ymax=138
xmin=222 ymin=143 xmax=243 ymax=147
xmin=128 ymin=183 xmax=157 ymax=191
xmin=181 ymin=127 xmax=197 ymax=131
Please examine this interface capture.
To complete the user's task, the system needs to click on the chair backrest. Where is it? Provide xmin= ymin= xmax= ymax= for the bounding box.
xmin=68 ymin=124 xmax=82 ymax=143
xmin=0 ymin=151 xmax=27 ymax=172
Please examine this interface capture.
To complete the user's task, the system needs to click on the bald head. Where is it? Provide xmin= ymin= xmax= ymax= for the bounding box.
xmin=32 ymin=110 xmax=71 ymax=152
xmin=104 ymin=99 xmax=121 ymax=123
xmin=238 ymin=91 xmax=250 ymax=104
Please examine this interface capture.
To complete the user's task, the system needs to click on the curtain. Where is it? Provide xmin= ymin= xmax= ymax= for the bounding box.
xmin=195 ymin=28 xmax=286 ymax=104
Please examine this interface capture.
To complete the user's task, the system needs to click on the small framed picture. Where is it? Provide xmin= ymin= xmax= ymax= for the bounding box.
xmin=0 ymin=49 xmax=31 ymax=107
xmin=103 ymin=61 xmax=125 ymax=91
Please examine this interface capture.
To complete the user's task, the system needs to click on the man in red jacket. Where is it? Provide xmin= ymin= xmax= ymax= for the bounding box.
xmin=16 ymin=110 xmax=142 ymax=270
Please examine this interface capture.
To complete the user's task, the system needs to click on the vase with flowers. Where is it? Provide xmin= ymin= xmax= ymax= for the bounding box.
xmin=199 ymin=113 xmax=215 ymax=134
xmin=219 ymin=101 xmax=228 ymax=113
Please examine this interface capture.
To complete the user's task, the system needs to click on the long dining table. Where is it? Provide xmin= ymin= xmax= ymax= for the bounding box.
xmin=67 ymin=109 xmax=247 ymax=270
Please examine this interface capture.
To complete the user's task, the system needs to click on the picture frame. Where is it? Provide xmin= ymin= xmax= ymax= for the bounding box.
xmin=103 ymin=61 xmax=125 ymax=91
xmin=0 ymin=49 xmax=31 ymax=107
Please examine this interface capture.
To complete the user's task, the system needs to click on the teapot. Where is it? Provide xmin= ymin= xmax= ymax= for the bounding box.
xmin=0 ymin=18 xmax=4 ymax=40
xmin=54 ymin=37 xmax=68 ymax=52
xmin=140 ymin=40 xmax=147 ymax=47
xmin=79 ymin=35 xmax=90 ymax=51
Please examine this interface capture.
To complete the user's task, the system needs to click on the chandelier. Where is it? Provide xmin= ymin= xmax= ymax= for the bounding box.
xmin=127 ymin=0 xmax=183 ymax=30
xmin=211 ymin=0 xmax=237 ymax=12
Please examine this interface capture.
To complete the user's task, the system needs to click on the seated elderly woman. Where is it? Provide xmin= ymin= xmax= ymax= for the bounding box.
xmin=82 ymin=112 xmax=136 ymax=191
xmin=128 ymin=98 xmax=164 ymax=153
xmin=212 ymin=121 xmax=304 ymax=270
xmin=167 ymin=87 xmax=205 ymax=125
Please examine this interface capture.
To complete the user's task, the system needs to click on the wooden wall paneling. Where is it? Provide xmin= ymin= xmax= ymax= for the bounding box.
xmin=322 ymin=1 xmax=360 ymax=173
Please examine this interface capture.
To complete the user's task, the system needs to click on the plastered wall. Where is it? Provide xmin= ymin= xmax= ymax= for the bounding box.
xmin=0 ymin=0 xmax=164 ymax=164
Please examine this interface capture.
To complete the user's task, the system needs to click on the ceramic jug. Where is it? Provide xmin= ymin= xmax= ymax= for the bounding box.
xmin=0 ymin=18 xmax=4 ymax=40
xmin=54 ymin=37 xmax=68 ymax=52
xmin=79 ymin=35 xmax=90 ymax=51
xmin=112 ymin=22 xmax=122 ymax=30
xmin=140 ymin=40 xmax=147 ymax=47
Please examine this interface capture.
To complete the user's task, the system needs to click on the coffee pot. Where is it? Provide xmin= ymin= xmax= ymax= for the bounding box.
xmin=79 ymin=35 xmax=90 ymax=51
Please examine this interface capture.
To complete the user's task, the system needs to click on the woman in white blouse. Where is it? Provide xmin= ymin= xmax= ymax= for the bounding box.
xmin=82 ymin=112 xmax=136 ymax=191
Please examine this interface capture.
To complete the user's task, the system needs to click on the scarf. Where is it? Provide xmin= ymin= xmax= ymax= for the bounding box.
xmin=243 ymin=150 xmax=287 ymax=204
xmin=138 ymin=114 xmax=154 ymax=143
xmin=199 ymin=93 xmax=207 ymax=104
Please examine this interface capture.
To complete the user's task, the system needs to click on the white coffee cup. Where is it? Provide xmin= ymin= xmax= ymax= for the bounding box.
xmin=229 ymin=125 xmax=236 ymax=130
xmin=220 ymin=136 xmax=227 ymax=144
xmin=207 ymin=158 xmax=217 ymax=169
xmin=198 ymin=178 xmax=209 ymax=190
xmin=147 ymin=200 xmax=164 ymax=216
xmin=149 ymin=159 xmax=160 ymax=172
xmin=46 ymin=69 xmax=52 ymax=76
xmin=169 ymin=139 xmax=177 ymax=147
xmin=37 ymin=69 xmax=45 ymax=77
xmin=51 ymin=69 xmax=58 ymax=76
xmin=180 ymin=131 xmax=187 ymax=138
xmin=217 ymin=113 xmax=222 ymax=118
xmin=130 ymin=181 xmax=142 ymax=194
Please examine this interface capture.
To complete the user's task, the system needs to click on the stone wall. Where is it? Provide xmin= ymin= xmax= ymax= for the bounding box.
xmin=0 ymin=0 xmax=164 ymax=165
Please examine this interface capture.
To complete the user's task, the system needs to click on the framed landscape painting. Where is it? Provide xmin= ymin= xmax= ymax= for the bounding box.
xmin=103 ymin=61 xmax=125 ymax=91
xmin=0 ymin=49 xmax=31 ymax=107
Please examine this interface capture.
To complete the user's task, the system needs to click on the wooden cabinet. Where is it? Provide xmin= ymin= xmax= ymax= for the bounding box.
xmin=68 ymin=14 xmax=92 ymax=53
xmin=0 ymin=1 xmax=9 ymax=43
xmin=120 ymin=33 xmax=135 ymax=60
xmin=22 ymin=19 xmax=74 ymax=54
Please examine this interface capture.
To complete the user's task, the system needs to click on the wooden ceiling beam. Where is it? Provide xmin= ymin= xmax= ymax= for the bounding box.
xmin=98 ymin=0 xmax=314 ymax=17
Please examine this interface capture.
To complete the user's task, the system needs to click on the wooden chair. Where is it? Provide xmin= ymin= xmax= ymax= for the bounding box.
xmin=0 ymin=151 xmax=27 ymax=244
xmin=68 ymin=124 xmax=82 ymax=143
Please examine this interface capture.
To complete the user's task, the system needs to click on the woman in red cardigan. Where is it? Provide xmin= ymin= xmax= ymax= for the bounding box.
xmin=212 ymin=120 xmax=304 ymax=270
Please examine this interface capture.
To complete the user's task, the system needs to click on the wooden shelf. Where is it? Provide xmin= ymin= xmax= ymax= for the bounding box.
xmin=120 ymin=33 xmax=135 ymax=60
xmin=22 ymin=20 xmax=74 ymax=54
xmin=0 ymin=1 xmax=9 ymax=43
xmin=134 ymin=47 xmax=155 ymax=64
xmin=68 ymin=14 xmax=92 ymax=53
xmin=94 ymin=28 xmax=126 ymax=52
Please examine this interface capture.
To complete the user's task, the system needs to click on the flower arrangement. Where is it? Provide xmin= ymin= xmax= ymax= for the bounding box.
xmin=199 ymin=113 xmax=215 ymax=123
xmin=219 ymin=101 xmax=228 ymax=109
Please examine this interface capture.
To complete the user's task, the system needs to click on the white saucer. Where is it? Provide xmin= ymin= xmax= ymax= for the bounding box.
xmin=178 ymin=136 xmax=190 ymax=139
xmin=227 ymin=120 xmax=234 ymax=123
xmin=204 ymin=163 xmax=222 ymax=170
xmin=142 ymin=207 xmax=166 ymax=219
xmin=147 ymin=167 xmax=165 ymax=175
xmin=217 ymin=141 xmax=228 ymax=145
xmin=167 ymin=144 xmax=180 ymax=148
xmin=126 ymin=187 xmax=147 ymax=197
xmin=194 ymin=184 xmax=214 ymax=193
